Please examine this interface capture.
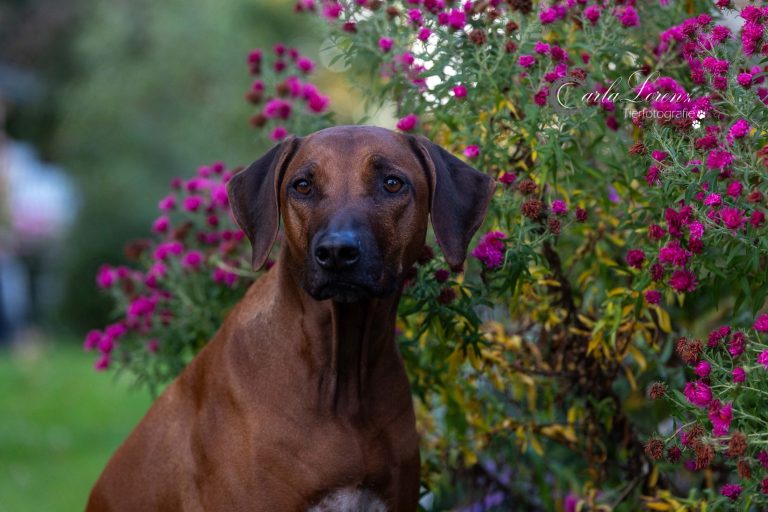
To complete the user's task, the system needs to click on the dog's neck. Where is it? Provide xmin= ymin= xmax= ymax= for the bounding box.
xmin=275 ymin=259 xmax=405 ymax=416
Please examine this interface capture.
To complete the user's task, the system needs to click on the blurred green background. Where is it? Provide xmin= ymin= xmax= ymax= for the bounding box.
xmin=0 ymin=0 xmax=357 ymax=509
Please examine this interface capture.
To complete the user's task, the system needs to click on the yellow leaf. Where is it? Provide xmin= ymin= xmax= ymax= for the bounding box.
xmin=628 ymin=345 xmax=647 ymax=371
xmin=529 ymin=434 xmax=544 ymax=456
xmin=654 ymin=306 xmax=672 ymax=333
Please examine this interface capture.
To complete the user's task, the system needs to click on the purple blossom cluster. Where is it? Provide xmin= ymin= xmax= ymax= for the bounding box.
xmin=246 ymin=45 xmax=330 ymax=141
xmin=85 ymin=163 xmax=253 ymax=370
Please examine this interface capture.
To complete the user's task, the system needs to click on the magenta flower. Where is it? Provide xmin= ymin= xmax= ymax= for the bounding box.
xmin=147 ymin=339 xmax=159 ymax=353
xmin=417 ymin=28 xmax=431 ymax=42
xmin=212 ymin=267 xmax=238 ymax=287
xmin=534 ymin=41 xmax=550 ymax=55
xmin=446 ymin=9 xmax=466 ymax=30
xmin=721 ymin=484 xmax=742 ymax=501
xmin=728 ymin=332 xmax=746 ymax=357
xmin=471 ymin=231 xmax=507 ymax=269
xmin=709 ymin=400 xmax=733 ymax=436
xmin=182 ymin=250 xmax=204 ymax=270
xmin=726 ymin=181 xmax=743 ymax=197
xmin=584 ymin=5 xmax=600 ymax=24
xmin=452 ymin=85 xmax=467 ymax=99
xmin=651 ymin=150 xmax=668 ymax=161
xmin=616 ymin=6 xmax=639 ymax=27
xmin=551 ymin=200 xmax=568 ymax=216
xmin=270 ymin=126 xmax=288 ymax=141
xmin=84 ymin=330 xmax=101 ymax=351
xmin=758 ymin=450 xmax=768 ymax=469
xmin=158 ymin=195 xmax=176 ymax=211
xmin=97 ymin=335 xmax=114 ymax=354
xmin=625 ymin=249 xmax=645 ymax=269
xmin=669 ymin=269 xmax=697 ymax=293
xmin=720 ymin=207 xmax=744 ymax=230
xmin=183 ymin=196 xmax=204 ymax=212
xmin=96 ymin=265 xmax=116 ymax=288
xmin=378 ymin=38 xmax=394 ymax=53
xmin=644 ymin=290 xmax=662 ymax=305
xmin=737 ymin=72 xmax=753 ymax=88
xmin=152 ymin=216 xmax=170 ymax=234
xmin=694 ymin=360 xmax=711 ymax=378
xmin=758 ymin=350 xmax=768 ymax=369
xmin=683 ymin=380 xmax=712 ymax=407
xmin=296 ymin=57 xmax=314 ymax=73
xmin=754 ymin=313 xmax=768 ymax=332
xmin=463 ymin=145 xmax=480 ymax=159
xmin=263 ymin=99 xmax=292 ymax=120
xmin=396 ymin=114 xmax=419 ymax=132
xmin=499 ymin=172 xmax=516 ymax=185
xmin=732 ymin=367 xmax=746 ymax=383
xmin=706 ymin=149 xmax=733 ymax=169
xmin=518 ymin=54 xmax=536 ymax=68
xmin=659 ymin=242 xmax=689 ymax=267
xmin=154 ymin=241 xmax=183 ymax=261
xmin=728 ymin=119 xmax=750 ymax=141
xmin=703 ymin=193 xmax=722 ymax=207
xmin=94 ymin=353 xmax=110 ymax=371
xmin=539 ymin=7 xmax=557 ymax=25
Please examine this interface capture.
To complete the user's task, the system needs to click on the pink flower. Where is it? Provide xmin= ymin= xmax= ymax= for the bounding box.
xmin=452 ymin=85 xmax=467 ymax=98
xmin=463 ymin=145 xmax=480 ymax=159
xmin=721 ymin=484 xmax=741 ymax=501
xmin=726 ymin=181 xmax=743 ymax=197
xmin=263 ymin=99 xmax=292 ymax=119
xmin=154 ymin=241 xmax=183 ymax=261
xmin=152 ymin=216 xmax=170 ymax=234
xmin=709 ymin=400 xmax=733 ymax=436
xmin=446 ymin=9 xmax=466 ymax=30
xmin=750 ymin=210 xmax=766 ymax=228
xmin=270 ymin=126 xmax=288 ymax=141
xmin=94 ymin=353 xmax=110 ymax=371
xmin=183 ymin=196 xmax=204 ymax=212
xmin=158 ymin=195 xmax=176 ymax=211
xmin=322 ymin=2 xmax=342 ymax=18
xmin=644 ymin=290 xmax=662 ymax=304
xmin=499 ymin=172 xmax=516 ymax=185
xmin=472 ymin=231 xmax=507 ymax=269
xmin=147 ymin=339 xmax=159 ymax=353
xmin=534 ymin=87 xmax=549 ymax=106
xmin=728 ymin=332 xmax=746 ymax=357
xmin=732 ymin=367 xmax=746 ymax=383
xmin=737 ymin=73 xmax=753 ymax=88
xmin=84 ymin=330 xmax=101 ymax=351
xmin=683 ymin=380 xmax=712 ymax=407
xmin=754 ymin=313 xmax=768 ymax=332
xmin=694 ymin=360 xmax=711 ymax=378
xmin=758 ymin=450 xmax=768 ymax=469
xmin=417 ymin=28 xmax=431 ymax=41
xmin=728 ymin=119 xmax=750 ymax=141
xmin=105 ymin=323 xmax=127 ymax=339
xmin=551 ymin=200 xmax=568 ymax=216
xmin=96 ymin=265 xmax=116 ymax=288
xmin=658 ymin=242 xmax=689 ymax=267
xmin=651 ymin=150 xmax=668 ymax=161
xmin=534 ymin=41 xmax=550 ymax=54
xmin=379 ymin=38 xmax=394 ymax=52
xmin=626 ymin=249 xmax=645 ymax=269
xmin=296 ymin=57 xmax=314 ymax=73
xmin=518 ymin=54 xmax=536 ymax=68
xmin=616 ymin=6 xmax=639 ymax=27
xmin=703 ymin=193 xmax=722 ymax=206
xmin=182 ymin=250 xmax=204 ymax=270
xmin=584 ymin=5 xmax=600 ymax=24
xmin=213 ymin=267 xmax=238 ymax=287
xmin=669 ymin=269 xmax=697 ymax=293
xmin=758 ymin=350 xmax=768 ymax=369
xmin=720 ymin=207 xmax=744 ymax=230
xmin=539 ymin=7 xmax=557 ymax=24
xmin=97 ymin=335 xmax=114 ymax=354
xmin=706 ymin=149 xmax=733 ymax=169
xmin=396 ymin=114 xmax=419 ymax=132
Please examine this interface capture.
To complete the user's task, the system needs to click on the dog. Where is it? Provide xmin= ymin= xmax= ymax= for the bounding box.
xmin=86 ymin=125 xmax=494 ymax=511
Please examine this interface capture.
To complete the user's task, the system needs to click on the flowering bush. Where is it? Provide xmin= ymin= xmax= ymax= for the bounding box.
xmin=88 ymin=0 xmax=768 ymax=509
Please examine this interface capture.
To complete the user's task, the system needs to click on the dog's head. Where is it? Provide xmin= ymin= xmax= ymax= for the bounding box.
xmin=228 ymin=126 xmax=495 ymax=303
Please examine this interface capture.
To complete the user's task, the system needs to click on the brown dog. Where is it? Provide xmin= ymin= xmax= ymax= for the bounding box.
xmin=87 ymin=125 xmax=494 ymax=511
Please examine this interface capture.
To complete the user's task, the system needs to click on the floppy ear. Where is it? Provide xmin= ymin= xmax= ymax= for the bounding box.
xmin=227 ymin=137 xmax=301 ymax=270
xmin=409 ymin=135 xmax=496 ymax=268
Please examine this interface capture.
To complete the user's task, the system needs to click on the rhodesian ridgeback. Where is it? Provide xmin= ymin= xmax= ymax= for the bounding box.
xmin=87 ymin=125 xmax=494 ymax=511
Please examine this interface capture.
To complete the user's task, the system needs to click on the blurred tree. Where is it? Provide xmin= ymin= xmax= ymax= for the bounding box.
xmin=55 ymin=0 xmax=327 ymax=332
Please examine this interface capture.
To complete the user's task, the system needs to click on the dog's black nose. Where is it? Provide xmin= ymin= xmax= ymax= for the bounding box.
xmin=314 ymin=231 xmax=361 ymax=270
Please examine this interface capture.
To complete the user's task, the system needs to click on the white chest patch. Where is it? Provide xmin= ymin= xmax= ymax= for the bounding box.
xmin=308 ymin=487 xmax=388 ymax=512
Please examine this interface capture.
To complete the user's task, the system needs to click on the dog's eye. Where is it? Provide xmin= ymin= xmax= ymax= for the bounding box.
xmin=293 ymin=179 xmax=312 ymax=195
xmin=383 ymin=176 xmax=404 ymax=194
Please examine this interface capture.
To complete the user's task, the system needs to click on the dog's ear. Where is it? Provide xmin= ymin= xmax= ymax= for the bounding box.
xmin=409 ymin=135 xmax=496 ymax=268
xmin=228 ymin=137 xmax=301 ymax=270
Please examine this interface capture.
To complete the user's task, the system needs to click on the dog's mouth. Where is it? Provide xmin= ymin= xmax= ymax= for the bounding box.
xmin=314 ymin=281 xmax=371 ymax=303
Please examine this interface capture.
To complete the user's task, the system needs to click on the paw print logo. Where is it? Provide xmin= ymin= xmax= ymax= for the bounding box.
xmin=692 ymin=110 xmax=706 ymax=129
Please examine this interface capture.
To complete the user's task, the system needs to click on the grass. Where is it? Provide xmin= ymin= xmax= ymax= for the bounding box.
xmin=0 ymin=342 xmax=151 ymax=512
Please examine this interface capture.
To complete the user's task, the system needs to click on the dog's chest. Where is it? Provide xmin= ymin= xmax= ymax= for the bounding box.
xmin=308 ymin=487 xmax=388 ymax=512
